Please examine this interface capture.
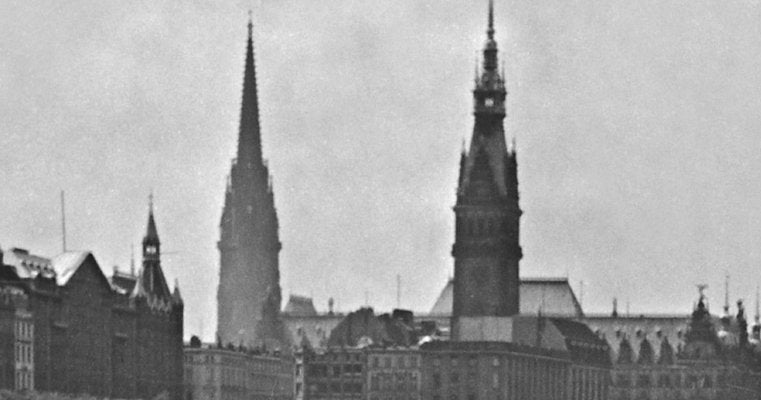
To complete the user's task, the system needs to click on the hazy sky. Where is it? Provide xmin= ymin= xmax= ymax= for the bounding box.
xmin=3 ymin=0 xmax=761 ymax=341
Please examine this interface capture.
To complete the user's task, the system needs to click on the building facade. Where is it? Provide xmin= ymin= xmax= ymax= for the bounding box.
xmin=184 ymin=344 xmax=293 ymax=400
xmin=0 ymin=206 xmax=184 ymax=399
xmin=419 ymin=340 xmax=609 ymax=400
xmin=295 ymin=347 xmax=366 ymax=400
xmin=365 ymin=348 xmax=421 ymax=400
xmin=600 ymin=291 xmax=761 ymax=400
xmin=450 ymin=0 xmax=521 ymax=339
xmin=217 ymin=16 xmax=289 ymax=351
xmin=0 ymin=279 xmax=33 ymax=392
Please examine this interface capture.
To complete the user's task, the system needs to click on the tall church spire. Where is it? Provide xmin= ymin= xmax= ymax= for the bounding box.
xmin=237 ymin=12 xmax=263 ymax=165
xmin=451 ymin=1 xmax=521 ymax=339
xmin=217 ymin=16 xmax=288 ymax=351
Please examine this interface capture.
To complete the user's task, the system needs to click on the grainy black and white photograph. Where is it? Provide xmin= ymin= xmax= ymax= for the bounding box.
xmin=2 ymin=1 xmax=761 ymax=399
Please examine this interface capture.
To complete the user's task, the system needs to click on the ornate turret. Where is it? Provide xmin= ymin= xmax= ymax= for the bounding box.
xmin=133 ymin=196 xmax=172 ymax=308
xmin=682 ymin=285 xmax=722 ymax=360
xmin=451 ymin=0 xmax=521 ymax=338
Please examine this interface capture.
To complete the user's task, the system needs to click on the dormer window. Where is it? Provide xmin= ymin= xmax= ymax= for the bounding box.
xmin=484 ymin=97 xmax=494 ymax=107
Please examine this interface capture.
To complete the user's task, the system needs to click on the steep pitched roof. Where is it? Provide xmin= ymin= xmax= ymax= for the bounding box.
xmin=429 ymin=277 xmax=583 ymax=317
xmin=283 ymin=295 xmax=318 ymax=316
xmin=50 ymin=251 xmax=91 ymax=286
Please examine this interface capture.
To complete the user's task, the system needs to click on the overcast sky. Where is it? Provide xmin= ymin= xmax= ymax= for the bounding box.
xmin=3 ymin=0 xmax=761 ymax=341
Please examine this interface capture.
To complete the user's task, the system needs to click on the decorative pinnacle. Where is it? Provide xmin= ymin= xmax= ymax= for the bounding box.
xmin=148 ymin=190 xmax=154 ymax=214
xmin=487 ymin=0 xmax=495 ymax=39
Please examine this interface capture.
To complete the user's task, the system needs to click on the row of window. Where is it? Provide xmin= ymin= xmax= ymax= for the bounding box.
xmin=615 ymin=372 xmax=723 ymax=389
xmin=15 ymin=320 xmax=33 ymax=341
xmin=308 ymin=363 xmax=363 ymax=377
xmin=312 ymin=352 xmax=363 ymax=363
xmin=308 ymin=381 xmax=363 ymax=394
xmin=369 ymin=371 xmax=419 ymax=391
xmin=433 ymin=355 xmax=507 ymax=369
xmin=15 ymin=343 xmax=33 ymax=365
xmin=371 ymin=355 xmax=419 ymax=369
xmin=15 ymin=370 xmax=33 ymax=391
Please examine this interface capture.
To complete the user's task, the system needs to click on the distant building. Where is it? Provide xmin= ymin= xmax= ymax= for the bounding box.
xmin=282 ymin=296 xmax=344 ymax=350
xmin=294 ymin=308 xmax=422 ymax=400
xmin=184 ymin=343 xmax=293 ymax=400
xmin=593 ymin=290 xmax=761 ymax=400
xmin=327 ymin=308 xmax=418 ymax=349
xmin=216 ymin=16 xmax=289 ymax=351
xmin=0 ymin=204 xmax=184 ymax=399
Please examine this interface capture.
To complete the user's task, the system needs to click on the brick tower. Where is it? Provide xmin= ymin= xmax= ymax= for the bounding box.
xmin=216 ymin=17 xmax=287 ymax=350
xmin=451 ymin=0 xmax=522 ymax=339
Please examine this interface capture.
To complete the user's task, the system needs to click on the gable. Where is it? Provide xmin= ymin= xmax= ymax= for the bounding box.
xmin=52 ymin=252 xmax=112 ymax=292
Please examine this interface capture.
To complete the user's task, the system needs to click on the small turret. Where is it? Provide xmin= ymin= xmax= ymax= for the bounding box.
xmin=132 ymin=195 xmax=172 ymax=306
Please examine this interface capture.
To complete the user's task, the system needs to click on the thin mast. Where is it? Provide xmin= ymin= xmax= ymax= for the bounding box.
xmin=60 ymin=190 xmax=67 ymax=252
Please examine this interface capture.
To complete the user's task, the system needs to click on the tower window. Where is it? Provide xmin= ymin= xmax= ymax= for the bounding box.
xmin=485 ymin=97 xmax=494 ymax=107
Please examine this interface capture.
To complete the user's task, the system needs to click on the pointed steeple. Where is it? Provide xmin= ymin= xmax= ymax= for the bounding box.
xmin=134 ymin=196 xmax=172 ymax=304
xmin=237 ymin=12 xmax=263 ymax=166
xmin=216 ymin=15 xmax=287 ymax=351
xmin=143 ymin=193 xmax=160 ymax=260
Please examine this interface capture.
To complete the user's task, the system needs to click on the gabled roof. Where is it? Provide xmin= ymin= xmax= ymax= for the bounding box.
xmin=50 ymin=251 xmax=90 ymax=286
xmin=3 ymin=248 xmax=103 ymax=287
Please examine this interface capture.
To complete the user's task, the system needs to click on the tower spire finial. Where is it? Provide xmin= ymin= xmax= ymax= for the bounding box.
xmin=148 ymin=190 xmax=154 ymax=214
xmin=487 ymin=0 xmax=495 ymax=39
xmin=247 ymin=10 xmax=253 ymax=36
